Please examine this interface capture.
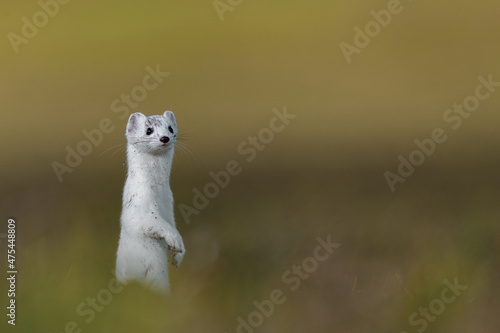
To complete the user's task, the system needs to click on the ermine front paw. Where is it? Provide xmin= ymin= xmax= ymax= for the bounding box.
xmin=165 ymin=236 xmax=182 ymax=254
xmin=162 ymin=229 xmax=185 ymax=267
xmin=172 ymin=250 xmax=184 ymax=268
xmin=167 ymin=234 xmax=185 ymax=268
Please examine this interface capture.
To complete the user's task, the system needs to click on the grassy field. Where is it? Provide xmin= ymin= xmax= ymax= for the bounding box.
xmin=1 ymin=0 xmax=500 ymax=332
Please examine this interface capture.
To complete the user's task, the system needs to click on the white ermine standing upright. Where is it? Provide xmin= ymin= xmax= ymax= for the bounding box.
xmin=116 ymin=111 xmax=185 ymax=293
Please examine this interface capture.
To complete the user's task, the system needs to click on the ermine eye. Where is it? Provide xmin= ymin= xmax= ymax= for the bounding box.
xmin=146 ymin=128 xmax=153 ymax=135
xmin=168 ymin=126 xmax=174 ymax=134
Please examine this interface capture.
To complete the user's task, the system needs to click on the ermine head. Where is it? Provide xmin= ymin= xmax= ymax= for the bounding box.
xmin=126 ymin=111 xmax=178 ymax=154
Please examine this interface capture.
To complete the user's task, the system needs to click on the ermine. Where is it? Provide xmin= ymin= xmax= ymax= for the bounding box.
xmin=116 ymin=111 xmax=185 ymax=293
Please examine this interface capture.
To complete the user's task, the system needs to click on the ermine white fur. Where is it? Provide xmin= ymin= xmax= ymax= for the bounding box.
xmin=115 ymin=111 xmax=185 ymax=293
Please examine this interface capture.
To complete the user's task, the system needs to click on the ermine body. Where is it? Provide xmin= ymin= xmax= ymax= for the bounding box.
xmin=116 ymin=111 xmax=185 ymax=293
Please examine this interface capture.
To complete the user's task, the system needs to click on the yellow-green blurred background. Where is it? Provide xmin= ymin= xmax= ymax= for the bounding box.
xmin=1 ymin=0 xmax=499 ymax=332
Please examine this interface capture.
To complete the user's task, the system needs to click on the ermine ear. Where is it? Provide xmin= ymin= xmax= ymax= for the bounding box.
xmin=163 ymin=110 xmax=176 ymax=125
xmin=127 ymin=112 xmax=146 ymax=134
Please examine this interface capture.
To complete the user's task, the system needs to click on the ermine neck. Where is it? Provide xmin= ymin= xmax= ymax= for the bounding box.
xmin=126 ymin=145 xmax=174 ymax=187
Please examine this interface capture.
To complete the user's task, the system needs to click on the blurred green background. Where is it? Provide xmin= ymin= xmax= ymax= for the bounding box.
xmin=1 ymin=0 xmax=499 ymax=332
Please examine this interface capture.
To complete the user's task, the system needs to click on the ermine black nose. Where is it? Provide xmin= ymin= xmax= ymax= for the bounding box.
xmin=160 ymin=136 xmax=170 ymax=143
